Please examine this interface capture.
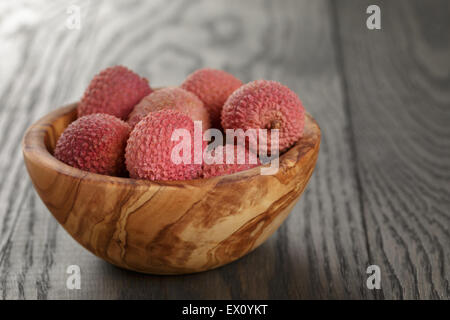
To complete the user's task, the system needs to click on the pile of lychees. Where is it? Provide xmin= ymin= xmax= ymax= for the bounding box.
xmin=54 ymin=66 xmax=305 ymax=180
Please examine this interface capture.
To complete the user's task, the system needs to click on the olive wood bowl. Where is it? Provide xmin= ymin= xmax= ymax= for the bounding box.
xmin=22 ymin=103 xmax=320 ymax=274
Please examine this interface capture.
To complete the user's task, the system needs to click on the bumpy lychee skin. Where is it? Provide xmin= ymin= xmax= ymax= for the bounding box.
xmin=202 ymin=144 xmax=260 ymax=178
xmin=126 ymin=110 xmax=205 ymax=181
xmin=54 ymin=114 xmax=131 ymax=176
xmin=181 ymin=68 xmax=242 ymax=128
xmin=221 ymin=80 xmax=305 ymax=153
xmin=78 ymin=65 xmax=152 ymax=120
xmin=127 ymin=87 xmax=210 ymax=131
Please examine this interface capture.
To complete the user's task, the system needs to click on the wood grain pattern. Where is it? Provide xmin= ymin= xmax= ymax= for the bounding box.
xmin=334 ymin=0 xmax=450 ymax=299
xmin=22 ymin=104 xmax=320 ymax=274
xmin=0 ymin=0 xmax=448 ymax=299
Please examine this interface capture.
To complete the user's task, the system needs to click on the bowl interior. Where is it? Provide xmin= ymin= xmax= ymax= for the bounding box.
xmin=44 ymin=105 xmax=78 ymax=153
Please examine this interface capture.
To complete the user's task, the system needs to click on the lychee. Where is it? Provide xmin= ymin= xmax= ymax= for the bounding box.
xmin=221 ymin=80 xmax=305 ymax=153
xmin=181 ymin=68 xmax=242 ymax=129
xmin=127 ymin=87 xmax=210 ymax=131
xmin=202 ymin=144 xmax=260 ymax=178
xmin=125 ymin=110 xmax=205 ymax=181
xmin=54 ymin=114 xmax=131 ymax=176
xmin=78 ymin=65 xmax=152 ymax=120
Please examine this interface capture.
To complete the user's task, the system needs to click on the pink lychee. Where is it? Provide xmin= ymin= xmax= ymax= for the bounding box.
xmin=125 ymin=109 xmax=205 ymax=181
xmin=54 ymin=113 xmax=131 ymax=176
xmin=221 ymin=80 xmax=305 ymax=153
xmin=202 ymin=144 xmax=260 ymax=178
xmin=127 ymin=87 xmax=210 ymax=131
xmin=181 ymin=68 xmax=242 ymax=129
xmin=78 ymin=65 xmax=152 ymax=120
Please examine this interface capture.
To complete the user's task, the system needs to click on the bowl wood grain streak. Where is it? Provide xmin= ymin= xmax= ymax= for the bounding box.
xmin=22 ymin=103 xmax=320 ymax=274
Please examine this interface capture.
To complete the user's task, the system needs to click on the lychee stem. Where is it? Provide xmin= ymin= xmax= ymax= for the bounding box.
xmin=270 ymin=119 xmax=282 ymax=129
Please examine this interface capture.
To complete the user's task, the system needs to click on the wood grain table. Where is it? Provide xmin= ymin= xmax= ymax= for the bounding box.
xmin=0 ymin=0 xmax=448 ymax=299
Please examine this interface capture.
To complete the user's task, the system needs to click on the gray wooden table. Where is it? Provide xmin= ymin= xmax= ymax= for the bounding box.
xmin=0 ymin=0 xmax=448 ymax=299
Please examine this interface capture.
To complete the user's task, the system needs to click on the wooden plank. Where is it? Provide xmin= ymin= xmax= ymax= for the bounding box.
xmin=334 ymin=0 xmax=450 ymax=299
xmin=0 ymin=0 xmax=371 ymax=299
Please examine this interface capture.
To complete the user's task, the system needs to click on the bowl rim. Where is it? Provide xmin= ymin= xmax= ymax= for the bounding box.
xmin=22 ymin=103 xmax=320 ymax=188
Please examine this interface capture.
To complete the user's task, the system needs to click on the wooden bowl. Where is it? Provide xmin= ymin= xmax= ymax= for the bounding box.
xmin=22 ymin=103 xmax=320 ymax=274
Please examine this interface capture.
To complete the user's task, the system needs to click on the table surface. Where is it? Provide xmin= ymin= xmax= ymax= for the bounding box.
xmin=0 ymin=0 xmax=449 ymax=299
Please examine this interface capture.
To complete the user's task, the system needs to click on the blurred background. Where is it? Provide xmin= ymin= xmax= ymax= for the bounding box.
xmin=0 ymin=0 xmax=449 ymax=299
